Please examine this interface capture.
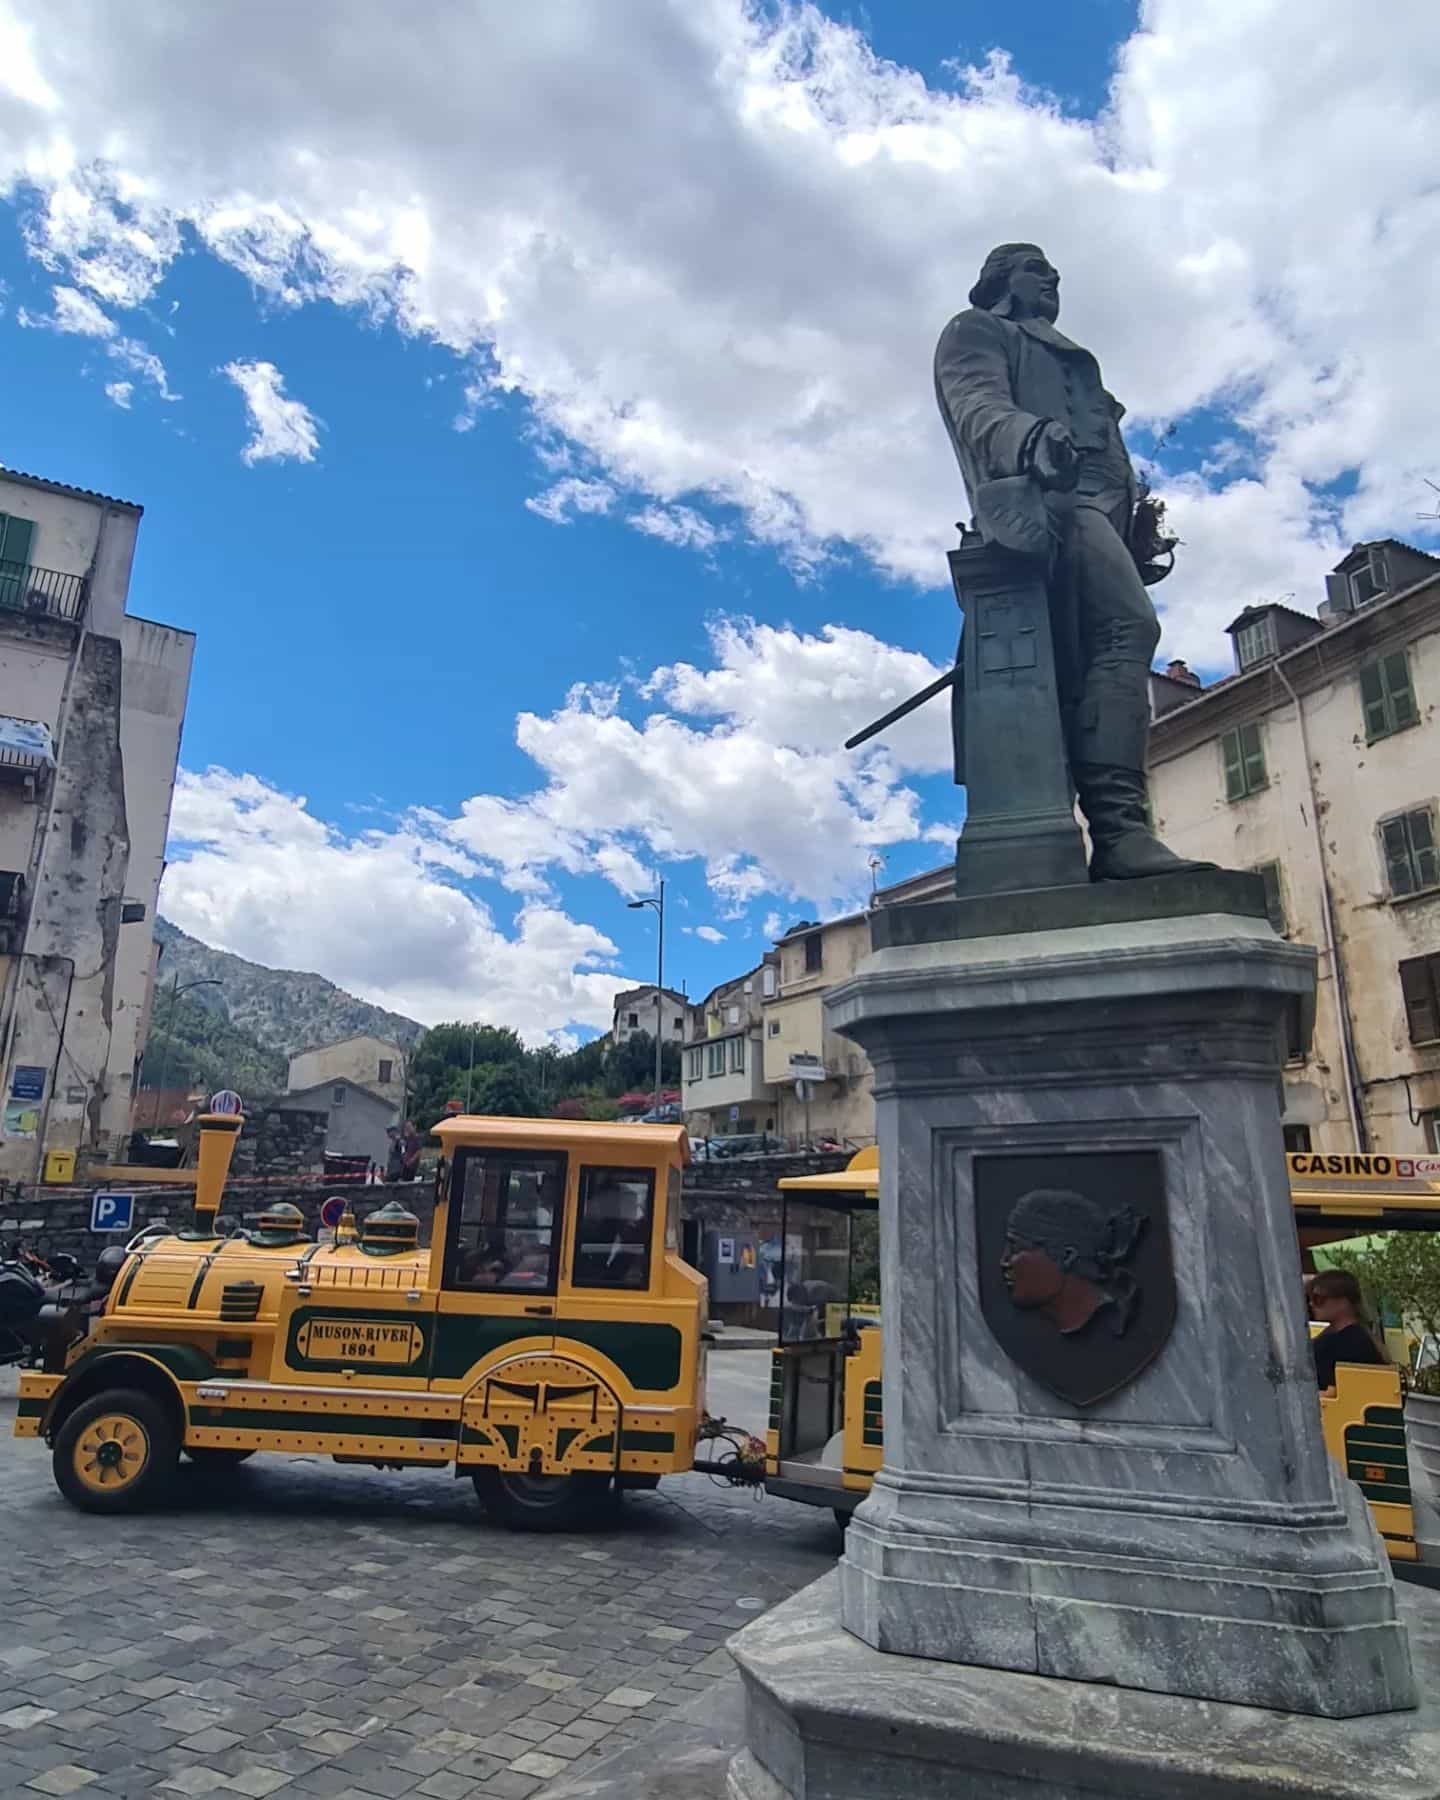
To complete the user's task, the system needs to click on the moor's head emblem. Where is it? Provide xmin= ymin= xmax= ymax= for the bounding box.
xmin=1001 ymin=1188 xmax=1145 ymax=1339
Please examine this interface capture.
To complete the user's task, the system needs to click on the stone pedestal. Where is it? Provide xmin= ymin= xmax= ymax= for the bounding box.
xmin=820 ymin=883 xmax=1412 ymax=1717
xmin=728 ymin=1573 xmax=1440 ymax=1800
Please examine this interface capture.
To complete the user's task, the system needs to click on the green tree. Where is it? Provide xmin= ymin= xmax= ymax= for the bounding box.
xmin=603 ymin=1030 xmax=680 ymax=1097
xmin=408 ymin=1022 xmax=527 ymax=1127
xmin=1333 ymin=1234 xmax=1440 ymax=1394
xmin=471 ymin=1061 xmax=541 ymax=1117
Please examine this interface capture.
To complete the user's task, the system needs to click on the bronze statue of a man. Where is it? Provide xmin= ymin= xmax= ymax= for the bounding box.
xmin=935 ymin=244 xmax=1208 ymax=881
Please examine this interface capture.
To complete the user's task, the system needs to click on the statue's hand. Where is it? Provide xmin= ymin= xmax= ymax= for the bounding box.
xmin=1031 ymin=421 xmax=1078 ymax=492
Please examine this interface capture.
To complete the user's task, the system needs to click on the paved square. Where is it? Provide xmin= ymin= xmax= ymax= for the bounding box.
xmin=0 ymin=1359 xmax=833 ymax=1797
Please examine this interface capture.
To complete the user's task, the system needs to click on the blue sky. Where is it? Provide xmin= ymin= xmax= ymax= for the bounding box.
xmin=1 ymin=0 xmax=1434 ymax=1038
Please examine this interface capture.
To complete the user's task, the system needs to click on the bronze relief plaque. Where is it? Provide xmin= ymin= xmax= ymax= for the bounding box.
xmin=974 ymin=1150 xmax=1176 ymax=1408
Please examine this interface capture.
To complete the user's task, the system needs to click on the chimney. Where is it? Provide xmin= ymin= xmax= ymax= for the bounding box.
xmin=1165 ymin=659 xmax=1201 ymax=688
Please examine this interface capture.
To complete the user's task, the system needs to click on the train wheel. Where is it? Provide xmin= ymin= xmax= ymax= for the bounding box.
xmin=54 ymin=1390 xmax=178 ymax=1514
xmin=472 ymin=1467 xmax=618 ymax=1532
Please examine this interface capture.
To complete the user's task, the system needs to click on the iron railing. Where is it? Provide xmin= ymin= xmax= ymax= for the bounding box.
xmin=0 ymin=560 xmax=88 ymax=623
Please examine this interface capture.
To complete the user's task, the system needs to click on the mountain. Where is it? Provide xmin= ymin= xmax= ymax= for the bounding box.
xmin=143 ymin=919 xmax=424 ymax=1099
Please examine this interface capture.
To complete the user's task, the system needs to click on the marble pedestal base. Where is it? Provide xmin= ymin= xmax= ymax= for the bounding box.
xmin=727 ymin=1573 xmax=1440 ymax=1800
xmin=822 ymin=900 xmax=1413 ymax=1717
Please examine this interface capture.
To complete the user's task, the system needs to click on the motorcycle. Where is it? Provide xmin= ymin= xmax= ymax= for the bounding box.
xmin=1 ymin=1242 xmax=127 ymax=1369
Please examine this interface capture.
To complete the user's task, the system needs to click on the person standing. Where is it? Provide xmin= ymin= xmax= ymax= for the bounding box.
xmin=1309 ymin=1269 xmax=1386 ymax=1392
xmin=399 ymin=1119 xmax=422 ymax=1182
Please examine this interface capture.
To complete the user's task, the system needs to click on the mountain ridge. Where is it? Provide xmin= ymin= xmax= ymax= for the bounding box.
xmin=150 ymin=919 xmax=424 ymax=1083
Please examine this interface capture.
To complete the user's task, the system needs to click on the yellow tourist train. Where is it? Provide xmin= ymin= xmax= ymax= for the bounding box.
xmin=15 ymin=1109 xmax=712 ymax=1529
xmin=765 ymin=1149 xmax=1437 ymax=1566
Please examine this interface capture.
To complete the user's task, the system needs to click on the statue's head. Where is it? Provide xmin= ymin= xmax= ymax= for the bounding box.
xmin=970 ymin=243 xmax=1060 ymax=323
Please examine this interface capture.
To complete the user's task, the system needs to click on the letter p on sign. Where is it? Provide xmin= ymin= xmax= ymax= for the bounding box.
xmin=91 ymin=1191 xmax=135 ymax=1233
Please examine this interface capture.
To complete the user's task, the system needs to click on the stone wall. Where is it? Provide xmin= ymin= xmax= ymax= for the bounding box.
xmin=230 ymin=1105 xmax=330 ymax=1179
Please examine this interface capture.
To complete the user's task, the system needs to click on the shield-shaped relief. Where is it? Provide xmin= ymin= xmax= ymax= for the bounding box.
xmin=975 ymin=1150 xmax=1176 ymax=1408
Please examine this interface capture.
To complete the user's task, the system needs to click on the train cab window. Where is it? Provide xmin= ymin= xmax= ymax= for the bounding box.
xmin=448 ymin=1150 xmax=566 ymax=1292
xmin=572 ymin=1166 xmax=654 ymax=1290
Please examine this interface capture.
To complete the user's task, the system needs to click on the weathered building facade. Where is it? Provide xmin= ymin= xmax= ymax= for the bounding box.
xmin=611 ymin=983 xmax=689 ymax=1047
xmin=1149 ymin=539 xmax=1440 ymax=1155
xmin=0 ymin=469 xmax=192 ymax=1178
xmin=681 ymin=958 xmax=777 ymax=1139
xmin=286 ymin=1031 xmax=407 ymax=1112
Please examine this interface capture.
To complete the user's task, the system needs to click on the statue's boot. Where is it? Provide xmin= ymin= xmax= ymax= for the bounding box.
xmin=1073 ymin=762 xmax=1217 ymax=882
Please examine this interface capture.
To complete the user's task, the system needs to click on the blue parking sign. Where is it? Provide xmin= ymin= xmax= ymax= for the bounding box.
xmin=91 ymin=1191 xmax=135 ymax=1234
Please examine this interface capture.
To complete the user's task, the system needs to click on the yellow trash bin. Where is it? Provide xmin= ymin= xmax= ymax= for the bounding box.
xmin=42 ymin=1148 xmax=76 ymax=1184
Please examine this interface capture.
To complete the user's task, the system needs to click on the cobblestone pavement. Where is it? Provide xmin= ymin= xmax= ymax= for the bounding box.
xmin=0 ymin=1369 xmax=836 ymax=1799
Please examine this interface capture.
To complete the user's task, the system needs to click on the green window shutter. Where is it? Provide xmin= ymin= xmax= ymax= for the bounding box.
xmin=1222 ymin=729 xmax=1245 ymax=801
xmin=1240 ymin=721 xmax=1266 ymax=792
xmin=1383 ymin=817 xmax=1416 ymax=896
xmin=1411 ymin=809 xmax=1439 ymax=891
xmin=1358 ymin=661 xmax=1389 ymax=740
xmin=0 ymin=514 xmax=34 ymax=608
xmin=0 ymin=513 xmax=34 ymax=565
xmin=1399 ymin=957 xmax=1440 ymax=1045
xmin=1383 ymin=651 xmax=1418 ymax=732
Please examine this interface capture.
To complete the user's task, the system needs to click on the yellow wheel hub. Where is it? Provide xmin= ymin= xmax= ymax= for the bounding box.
xmin=74 ymin=1413 xmax=149 ymax=1494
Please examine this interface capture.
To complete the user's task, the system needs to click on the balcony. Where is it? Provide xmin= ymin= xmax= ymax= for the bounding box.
xmin=0 ymin=559 xmax=88 ymax=623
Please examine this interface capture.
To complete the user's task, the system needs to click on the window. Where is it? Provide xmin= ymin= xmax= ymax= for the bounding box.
xmin=768 ymin=1020 xmax=781 ymax=1037
xmin=729 ymin=1036 xmax=745 ymax=1073
xmin=1381 ymin=809 xmax=1439 ymax=899
xmin=1358 ymin=651 xmax=1418 ymax=743
xmin=725 ymin=1004 xmax=741 ymax=1025
xmin=447 ymin=1148 xmax=565 ymax=1291
xmin=673 ymin=1017 xmax=684 ymax=1034
xmin=804 ymin=933 xmax=823 ymax=974
xmin=1235 ymin=614 xmax=1277 ymax=670
xmin=1425 ymin=1111 xmax=1440 ymax=1154
xmin=572 ymin=1166 xmax=654 ymax=1289
xmin=1282 ymin=1125 xmax=1313 ymax=1153
xmin=378 ymin=1058 xmax=393 ymax=1084
xmin=1283 ymin=996 xmax=1307 ymax=1063
xmin=762 ymin=965 xmax=777 ymax=998
xmin=1221 ymin=722 xmax=1267 ymax=801
xmin=686 ymin=1047 xmax=703 ymax=1082
xmin=0 ymin=512 xmax=35 ymax=609
xmin=1349 ymin=548 xmax=1389 ymax=608
xmin=627 ymin=1011 xmax=639 ymax=1028
xmin=707 ymin=1040 xmax=725 ymax=1077
xmin=1399 ymin=955 xmax=1440 ymax=1045
xmin=331 ymin=1084 xmax=346 ymax=1106
xmin=1254 ymin=862 xmax=1286 ymax=934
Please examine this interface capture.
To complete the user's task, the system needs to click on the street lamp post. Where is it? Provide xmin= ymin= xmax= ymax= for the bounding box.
xmin=627 ymin=877 xmax=666 ymax=1117
xmin=149 ymin=975 xmax=223 ymax=1129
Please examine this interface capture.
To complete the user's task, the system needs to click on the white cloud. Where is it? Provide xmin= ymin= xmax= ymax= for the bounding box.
xmin=0 ymin=2 xmax=1434 ymax=655
xmin=443 ymin=615 xmax=947 ymax=915
xmin=104 ymin=379 xmax=132 ymax=408
xmin=762 ymin=912 xmax=784 ymax=941
xmin=160 ymin=617 xmax=954 ymax=1034
xmin=19 ymin=283 xmax=115 ymax=337
xmin=629 ymin=503 xmax=726 ymax=552
xmin=17 ymin=281 xmax=176 ymax=396
xmin=220 ymin=359 xmax=320 ymax=464
xmin=524 ymin=477 xmax=615 ymax=525
xmin=163 ymin=769 xmax=628 ymax=1042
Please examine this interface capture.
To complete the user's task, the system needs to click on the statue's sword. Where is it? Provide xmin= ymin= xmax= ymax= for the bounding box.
xmin=844 ymin=663 xmax=958 ymax=752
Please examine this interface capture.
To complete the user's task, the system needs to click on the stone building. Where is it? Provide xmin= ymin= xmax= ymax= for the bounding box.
xmin=286 ymin=1031 xmax=407 ymax=1111
xmin=0 ymin=467 xmax=192 ymax=1178
xmin=271 ymin=1076 xmax=397 ymax=1169
xmin=760 ymin=865 xmax=952 ymax=1146
xmin=1148 ymin=538 xmax=1440 ymax=1155
xmin=681 ymin=957 xmax=778 ymax=1139
xmin=610 ymin=983 xmax=690 ymax=1047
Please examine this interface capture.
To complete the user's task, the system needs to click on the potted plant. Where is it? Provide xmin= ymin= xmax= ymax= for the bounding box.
xmin=1334 ymin=1234 xmax=1440 ymax=1484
